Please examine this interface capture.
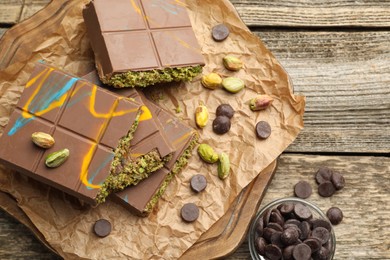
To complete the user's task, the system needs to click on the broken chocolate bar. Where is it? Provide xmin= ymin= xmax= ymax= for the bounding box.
xmin=82 ymin=70 xmax=198 ymax=216
xmin=113 ymin=105 xmax=198 ymax=216
xmin=0 ymin=62 xmax=171 ymax=205
xmin=83 ymin=0 xmax=205 ymax=88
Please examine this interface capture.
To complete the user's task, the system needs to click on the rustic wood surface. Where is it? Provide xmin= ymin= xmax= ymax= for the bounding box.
xmin=0 ymin=0 xmax=389 ymax=259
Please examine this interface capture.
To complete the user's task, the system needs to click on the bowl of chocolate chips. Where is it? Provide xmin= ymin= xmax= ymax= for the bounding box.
xmin=248 ymin=197 xmax=335 ymax=260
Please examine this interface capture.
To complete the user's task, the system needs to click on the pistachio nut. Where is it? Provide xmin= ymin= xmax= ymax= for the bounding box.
xmin=222 ymin=77 xmax=245 ymax=93
xmin=197 ymin=144 xmax=219 ymax=164
xmin=218 ymin=152 xmax=230 ymax=180
xmin=195 ymin=104 xmax=209 ymax=128
xmin=249 ymin=94 xmax=274 ymax=111
xmin=31 ymin=132 xmax=55 ymax=148
xmin=223 ymin=55 xmax=243 ymax=71
xmin=201 ymin=73 xmax=222 ymax=90
xmin=45 ymin=148 xmax=69 ymax=168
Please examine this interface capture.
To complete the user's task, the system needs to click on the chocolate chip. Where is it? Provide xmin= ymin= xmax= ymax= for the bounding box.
xmin=270 ymin=209 xmax=285 ymax=226
xmin=311 ymin=227 xmax=330 ymax=245
xmin=326 ymin=206 xmax=343 ymax=225
xmin=268 ymin=222 xmax=283 ymax=232
xmin=212 ymin=115 xmax=231 ymax=135
xmin=216 ymin=104 xmax=235 ymax=118
xmin=315 ymin=167 xmax=333 ymax=184
xmin=278 ymin=202 xmax=295 ymax=216
xmin=298 ymin=221 xmax=311 ymax=241
xmin=263 ymin=208 xmax=272 ymax=226
xmin=190 ymin=174 xmax=207 ymax=193
xmin=255 ymin=236 xmax=267 ymax=255
xmin=331 ymin=171 xmax=345 ymax=190
xmin=93 ymin=219 xmax=111 ymax=238
xmin=265 ymin=244 xmax=283 ymax=260
xmin=292 ymin=243 xmax=312 ymax=260
xmin=303 ymin=238 xmax=321 ymax=252
xmin=255 ymin=216 xmax=264 ymax=236
xmin=294 ymin=203 xmax=312 ymax=220
xmin=281 ymin=227 xmax=300 ymax=246
xmin=256 ymin=121 xmax=271 ymax=139
xmin=285 ymin=218 xmax=301 ymax=226
xmin=263 ymin=227 xmax=277 ymax=242
xmin=318 ymin=181 xmax=336 ymax=197
xmin=181 ymin=203 xmax=199 ymax=222
xmin=312 ymin=246 xmax=330 ymax=260
xmin=211 ymin=24 xmax=230 ymax=42
xmin=311 ymin=218 xmax=332 ymax=232
xmin=294 ymin=181 xmax=312 ymax=199
xmin=271 ymin=231 xmax=284 ymax=248
xmin=283 ymin=245 xmax=296 ymax=260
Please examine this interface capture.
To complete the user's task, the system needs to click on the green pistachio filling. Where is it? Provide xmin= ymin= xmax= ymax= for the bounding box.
xmin=95 ymin=110 xmax=172 ymax=204
xmin=102 ymin=65 xmax=203 ymax=88
xmin=142 ymin=132 xmax=199 ymax=215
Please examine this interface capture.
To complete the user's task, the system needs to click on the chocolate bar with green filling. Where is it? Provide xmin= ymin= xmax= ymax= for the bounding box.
xmin=82 ymin=70 xmax=199 ymax=216
xmin=82 ymin=0 xmax=205 ymax=88
xmin=0 ymin=62 xmax=174 ymax=205
xmin=112 ymin=101 xmax=199 ymax=216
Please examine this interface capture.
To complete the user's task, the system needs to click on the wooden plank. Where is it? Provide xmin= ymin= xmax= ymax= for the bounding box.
xmin=227 ymin=154 xmax=390 ymax=259
xmin=20 ymin=3 xmax=50 ymax=22
xmin=254 ymin=30 xmax=390 ymax=153
xmin=230 ymin=0 xmax=390 ymax=27
xmin=0 ymin=1 xmax=22 ymax=24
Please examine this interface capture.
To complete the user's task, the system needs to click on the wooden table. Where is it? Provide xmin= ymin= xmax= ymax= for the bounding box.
xmin=0 ymin=1 xmax=389 ymax=259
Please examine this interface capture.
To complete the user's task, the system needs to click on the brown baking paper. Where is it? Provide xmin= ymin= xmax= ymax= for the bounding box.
xmin=0 ymin=0 xmax=305 ymax=259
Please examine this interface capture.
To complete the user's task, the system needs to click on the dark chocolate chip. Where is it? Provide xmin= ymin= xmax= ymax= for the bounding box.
xmin=303 ymin=238 xmax=321 ymax=253
xmin=311 ymin=218 xmax=332 ymax=232
xmin=263 ymin=227 xmax=277 ymax=242
xmin=263 ymin=208 xmax=272 ymax=226
xmin=281 ymin=227 xmax=300 ymax=246
xmin=312 ymin=246 xmax=330 ymax=260
xmin=93 ymin=219 xmax=111 ymax=238
xmin=292 ymin=243 xmax=312 ymax=260
xmin=315 ymin=167 xmax=333 ymax=184
xmin=294 ymin=180 xmax=313 ymax=199
xmin=283 ymin=245 xmax=296 ymax=260
xmin=294 ymin=203 xmax=313 ymax=220
xmin=211 ymin=24 xmax=230 ymax=42
xmin=270 ymin=210 xmax=285 ymax=226
xmin=271 ymin=231 xmax=284 ymax=249
xmin=268 ymin=222 xmax=284 ymax=232
xmin=255 ymin=236 xmax=267 ymax=255
xmin=311 ymin=227 xmax=330 ymax=245
xmin=212 ymin=115 xmax=231 ymax=135
xmin=181 ymin=203 xmax=199 ymax=222
xmin=331 ymin=171 xmax=345 ymax=190
xmin=255 ymin=121 xmax=271 ymax=139
xmin=326 ymin=207 xmax=343 ymax=225
xmin=190 ymin=174 xmax=207 ymax=193
xmin=255 ymin=216 xmax=264 ymax=236
xmin=216 ymin=104 xmax=235 ymax=118
xmin=265 ymin=244 xmax=283 ymax=260
xmin=299 ymin=221 xmax=311 ymax=241
xmin=278 ymin=202 xmax=295 ymax=216
xmin=318 ymin=181 xmax=336 ymax=197
xmin=285 ymin=218 xmax=301 ymax=226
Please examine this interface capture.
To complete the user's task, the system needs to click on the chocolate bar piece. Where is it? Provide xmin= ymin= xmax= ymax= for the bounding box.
xmin=0 ymin=63 xmax=169 ymax=205
xmin=81 ymin=71 xmax=176 ymax=192
xmin=83 ymin=0 xmax=205 ymax=88
xmin=82 ymin=70 xmax=199 ymax=216
xmin=113 ymin=106 xmax=198 ymax=216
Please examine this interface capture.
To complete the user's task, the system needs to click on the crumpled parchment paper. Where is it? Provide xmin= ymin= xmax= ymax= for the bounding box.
xmin=0 ymin=0 xmax=305 ymax=259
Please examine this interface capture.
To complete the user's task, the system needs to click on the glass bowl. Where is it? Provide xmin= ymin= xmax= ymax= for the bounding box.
xmin=248 ymin=197 xmax=336 ymax=260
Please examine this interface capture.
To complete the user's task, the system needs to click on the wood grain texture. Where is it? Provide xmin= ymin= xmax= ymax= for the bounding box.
xmin=254 ymin=30 xmax=390 ymax=153
xmin=229 ymin=0 xmax=390 ymax=27
xmin=227 ymin=154 xmax=390 ymax=259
